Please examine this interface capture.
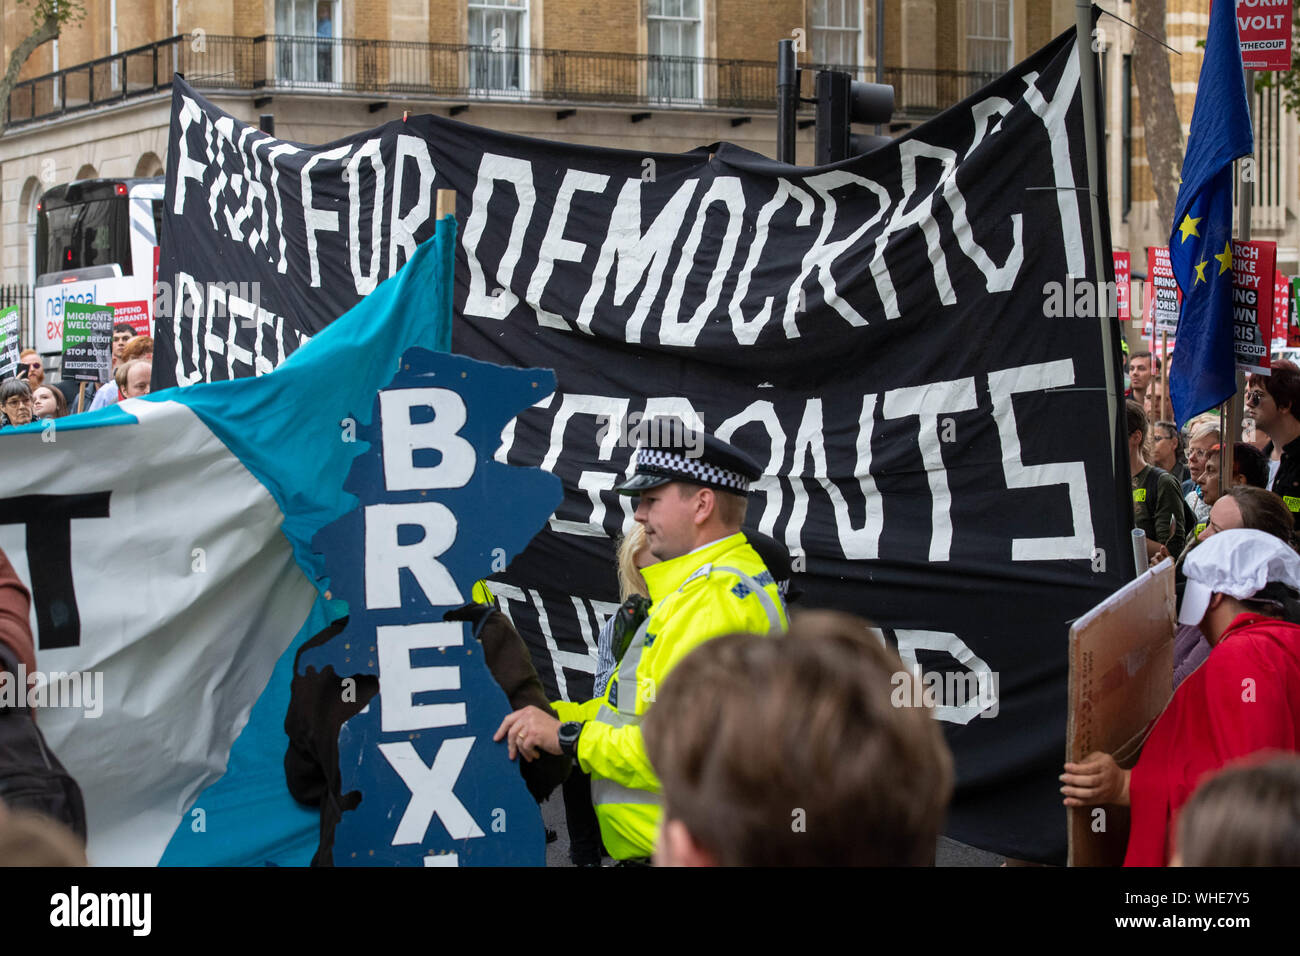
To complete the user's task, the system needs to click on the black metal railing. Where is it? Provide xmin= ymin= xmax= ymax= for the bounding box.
xmin=5 ymin=34 xmax=1000 ymax=129
xmin=0 ymin=284 xmax=35 ymax=351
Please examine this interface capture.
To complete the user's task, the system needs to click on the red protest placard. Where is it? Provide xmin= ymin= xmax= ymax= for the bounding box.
xmin=1236 ymin=0 xmax=1294 ymax=71
xmin=1232 ymin=239 xmax=1276 ymax=373
xmin=1114 ymin=251 xmax=1131 ymax=323
xmin=110 ymin=300 xmax=151 ymax=337
xmin=1274 ymin=271 xmax=1291 ymax=352
xmin=1144 ymin=247 xmax=1181 ymax=353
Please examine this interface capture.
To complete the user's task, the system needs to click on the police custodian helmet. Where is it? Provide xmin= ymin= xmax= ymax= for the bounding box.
xmin=614 ymin=416 xmax=763 ymax=496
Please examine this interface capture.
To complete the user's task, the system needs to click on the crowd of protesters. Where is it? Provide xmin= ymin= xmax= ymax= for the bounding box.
xmin=0 ymin=324 xmax=151 ymax=429
xmin=1054 ymin=352 xmax=1300 ymax=867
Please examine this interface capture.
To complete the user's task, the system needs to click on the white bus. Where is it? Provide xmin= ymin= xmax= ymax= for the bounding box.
xmin=34 ymin=177 xmax=164 ymax=356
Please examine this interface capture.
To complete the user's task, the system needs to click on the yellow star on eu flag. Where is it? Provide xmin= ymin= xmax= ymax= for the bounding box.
xmin=1215 ymin=241 xmax=1233 ymax=275
xmin=1178 ymin=214 xmax=1202 ymax=243
xmin=1195 ymin=259 xmax=1208 ymax=283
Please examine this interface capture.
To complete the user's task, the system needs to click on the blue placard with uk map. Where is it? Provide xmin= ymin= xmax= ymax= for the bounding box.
xmin=307 ymin=346 xmax=561 ymax=865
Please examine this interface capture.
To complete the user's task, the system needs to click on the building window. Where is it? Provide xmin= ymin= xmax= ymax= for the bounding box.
xmin=648 ymin=0 xmax=702 ymax=102
xmin=469 ymin=0 xmax=529 ymax=94
xmin=811 ymin=0 xmax=862 ymax=68
xmin=276 ymin=0 xmax=339 ymax=85
xmin=966 ymin=0 xmax=1012 ymax=73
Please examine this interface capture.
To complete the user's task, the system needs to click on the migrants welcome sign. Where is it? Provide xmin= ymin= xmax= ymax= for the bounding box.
xmin=157 ymin=27 xmax=1129 ymax=863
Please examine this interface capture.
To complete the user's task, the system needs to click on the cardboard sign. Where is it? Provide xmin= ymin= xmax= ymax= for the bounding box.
xmin=1232 ymin=239 xmax=1276 ymax=373
xmin=1274 ymin=271 xmax=1291 ymax=353
xmin=1067 ymin=561 xmax=1176 ymax=867
xmin=0 ymin=306 xmax=19 ymax=380
xmin=1114 ymin=251 xmax=1131 ymax=323
xmin=1145 ymin=246 xmax=1181 ymax=334
xmin=111 ymin=300 xmax=151 ymax=337
xmin=61 ymin=303 xmax=114 ymax=384
xmin=1236 ymin=0 xmax=1294 ymax=71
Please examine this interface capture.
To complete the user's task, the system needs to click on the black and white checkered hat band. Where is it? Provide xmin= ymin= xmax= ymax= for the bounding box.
xmin=635 ymin=448 xmax=750 ymax=493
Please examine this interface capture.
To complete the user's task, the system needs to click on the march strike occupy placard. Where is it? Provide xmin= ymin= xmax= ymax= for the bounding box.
xmin=61 ymin=302 xmax=113 ymax=383
xmin=157 ymin=26 xmax=1131 ymax=863
xmin=1232 ymin=239 xmax=1276 ymax=373
xmin=0 ymin=306 xmax=18 ymax=380
xmin=1145 ymin=246 xmax=1181 ymax=337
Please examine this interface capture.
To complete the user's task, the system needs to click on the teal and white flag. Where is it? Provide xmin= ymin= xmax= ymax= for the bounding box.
xmin=0 ymin=220 xmax=558 ymax=865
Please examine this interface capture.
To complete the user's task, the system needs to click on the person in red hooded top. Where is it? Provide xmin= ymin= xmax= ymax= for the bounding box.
xmin=1060 ymin=529 xmax=1300 ymax=865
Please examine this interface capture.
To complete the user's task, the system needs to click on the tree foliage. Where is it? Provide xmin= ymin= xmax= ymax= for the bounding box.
xmin=0 ymin=1 xmax=87 ymax=134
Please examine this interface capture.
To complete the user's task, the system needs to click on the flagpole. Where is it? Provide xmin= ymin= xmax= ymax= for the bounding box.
xmin=435 ymin=189 xmax=457 ymax=354
xmin=1075 ymin=1 xmax=1122 ymax=481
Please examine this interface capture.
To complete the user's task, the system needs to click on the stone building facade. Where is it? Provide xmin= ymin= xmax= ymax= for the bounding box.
xmin=1 ymin=0 xmax=1293 ymax=346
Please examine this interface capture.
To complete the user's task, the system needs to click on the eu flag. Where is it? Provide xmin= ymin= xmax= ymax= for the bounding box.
xmin=1168 ymin=0 xmax=1253 ymax=426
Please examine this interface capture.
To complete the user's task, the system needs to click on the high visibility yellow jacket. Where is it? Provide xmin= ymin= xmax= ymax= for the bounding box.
xmin=552 ymin=532 xmax=788 ymax=859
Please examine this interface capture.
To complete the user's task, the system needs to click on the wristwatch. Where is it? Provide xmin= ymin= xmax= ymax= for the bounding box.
xmin=558 ymin=721 xmax=584 ymax=757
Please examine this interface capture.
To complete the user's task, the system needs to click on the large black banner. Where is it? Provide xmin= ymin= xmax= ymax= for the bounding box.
xmin=158 ymin=26 xmax=1131 ymax=862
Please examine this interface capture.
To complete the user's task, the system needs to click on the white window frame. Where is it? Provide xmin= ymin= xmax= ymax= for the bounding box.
xmin=810 ymin=0 xmax=865 ymax=70
xmin=468 ymin=0 xmax=531 ymax=97
xmin=966 ymin=0 xmax=1014 ymax=74
xmin=276 ymin=0 xmax=342 ymax=88
xmin=647 ymin=0 xmax=704 ymax=105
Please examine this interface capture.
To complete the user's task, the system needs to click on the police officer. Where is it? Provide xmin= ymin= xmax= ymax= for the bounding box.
xmin=493 ymin=419 xmax=789 ymax=861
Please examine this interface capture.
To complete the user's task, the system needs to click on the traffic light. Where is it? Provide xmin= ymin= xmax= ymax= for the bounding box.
xmin=814 ymin=70 xmax=895 ymax=164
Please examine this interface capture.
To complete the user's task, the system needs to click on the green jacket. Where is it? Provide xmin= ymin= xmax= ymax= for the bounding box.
xmin=553 ymin=532 xmax=788 ymax=859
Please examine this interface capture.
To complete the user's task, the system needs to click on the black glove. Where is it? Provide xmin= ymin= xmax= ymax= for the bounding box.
xmin=443 ymin=601 xmax=495 ymax=634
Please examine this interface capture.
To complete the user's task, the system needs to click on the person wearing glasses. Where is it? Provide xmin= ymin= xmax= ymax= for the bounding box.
xmin=1245 ymin=364 xmax=1300 ymax=512
xmin=16 ymin=350 xmax=44 ymax=389
xmin=1184 ymin=421 xmax=1221 ymax=524
xmin=0 ymin=379 xmax=34 ymax=428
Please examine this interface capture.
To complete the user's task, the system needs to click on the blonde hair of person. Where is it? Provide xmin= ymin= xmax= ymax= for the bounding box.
xmin=1190 ymin=420 xmax=1221 ymax=444
xmin=616 ymin=523 xmax=651 ymax=601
